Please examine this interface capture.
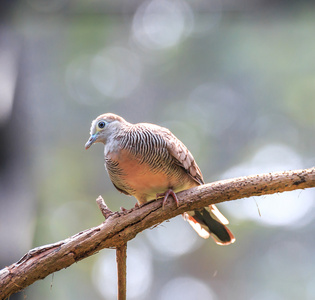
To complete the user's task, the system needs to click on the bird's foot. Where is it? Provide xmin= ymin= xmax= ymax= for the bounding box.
xmin=156 ymin=189 xmax=179 ymax=209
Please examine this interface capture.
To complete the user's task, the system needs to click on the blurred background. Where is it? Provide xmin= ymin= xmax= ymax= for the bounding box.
xmin=1 ymin=0 xmax=315 ymax=299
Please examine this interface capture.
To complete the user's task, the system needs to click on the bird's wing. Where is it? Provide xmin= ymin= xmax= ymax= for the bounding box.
xmin=149 ymin=125 xmax=204 ymax=185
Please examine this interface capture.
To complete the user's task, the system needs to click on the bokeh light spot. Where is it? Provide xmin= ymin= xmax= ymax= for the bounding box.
xmin=90 ymin=47 xmax=141 ymax=99
xmin=158 ymin=276 xmax=217 ymax=300
xmin=188 ymin=83 xmax=245 ymax=136
xmin=145 ymin=216 xmax=203 ymax=258
xmin=221 ymin=144 xmax=314 ymax=227
xmin=132 ymin=0 xmax=194 ymax=50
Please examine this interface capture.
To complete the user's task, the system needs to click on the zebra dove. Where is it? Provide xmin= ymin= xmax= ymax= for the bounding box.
xmin=85 ymin=113 xmax=235 ymax=245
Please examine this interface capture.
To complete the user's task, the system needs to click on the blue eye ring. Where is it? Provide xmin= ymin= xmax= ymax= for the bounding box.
xmin=98 ymin=121 xmax=106 ymax=129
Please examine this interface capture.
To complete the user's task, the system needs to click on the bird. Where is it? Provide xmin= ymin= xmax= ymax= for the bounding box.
xmin=85 ymin=113 xmax=235 ymax=245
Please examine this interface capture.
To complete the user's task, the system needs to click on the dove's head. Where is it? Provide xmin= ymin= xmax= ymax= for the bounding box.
xmin=85 ymin=113 xmax=127 ymax=149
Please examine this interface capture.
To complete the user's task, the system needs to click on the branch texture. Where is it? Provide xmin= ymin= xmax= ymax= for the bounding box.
xmin=1 ymin=167 xmax=315 ymax=299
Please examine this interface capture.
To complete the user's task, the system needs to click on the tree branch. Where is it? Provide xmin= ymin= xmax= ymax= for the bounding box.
xmin=1 ymin=167 xmax=315 ymax=299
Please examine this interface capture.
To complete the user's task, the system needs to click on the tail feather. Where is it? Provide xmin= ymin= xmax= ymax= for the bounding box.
xmin=183 ymin=205 xmax=235 ymax=245
xmin=209 ymin=204 xmax=229 ymax=225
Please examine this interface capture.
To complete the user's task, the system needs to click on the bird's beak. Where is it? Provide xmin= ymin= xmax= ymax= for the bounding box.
xmin=85 ymin=134 xmax=98 ymax=149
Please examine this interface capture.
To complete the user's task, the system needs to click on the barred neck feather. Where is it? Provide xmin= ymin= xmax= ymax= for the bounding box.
xmin=122 ymin=125 xmax=166 ymax=154
xmin=117 ymin=124 xmax=175 ymax=173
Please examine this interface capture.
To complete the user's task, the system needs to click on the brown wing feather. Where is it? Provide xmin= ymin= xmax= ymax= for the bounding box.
xmin=155 ymin=126 xmax=204 ymax=185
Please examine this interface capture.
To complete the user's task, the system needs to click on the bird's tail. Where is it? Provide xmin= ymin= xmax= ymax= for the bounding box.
xmin=183 ymin=205 xmax=235 ymax=245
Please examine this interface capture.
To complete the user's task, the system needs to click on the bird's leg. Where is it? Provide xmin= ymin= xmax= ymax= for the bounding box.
xmin=156 ymin=189 xmax=179 ymax=209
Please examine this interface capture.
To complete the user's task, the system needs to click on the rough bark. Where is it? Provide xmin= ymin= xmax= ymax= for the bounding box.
xmin=116 ymin=243 xmax=127 ymax=300
xmin=0 ymin=167 xmax=314 ymax=299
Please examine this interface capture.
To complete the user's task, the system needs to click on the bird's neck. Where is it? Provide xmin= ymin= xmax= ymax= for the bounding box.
xmin=104 ymin=122 xmax=132 ymax=156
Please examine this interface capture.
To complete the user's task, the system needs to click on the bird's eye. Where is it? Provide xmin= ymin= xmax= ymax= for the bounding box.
xmin=98 ymin=121 xmax=106 ymax=129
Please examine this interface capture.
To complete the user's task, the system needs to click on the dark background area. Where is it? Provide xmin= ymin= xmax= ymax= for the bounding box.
xmin=1 ymin=1 xmax=315 ymax=299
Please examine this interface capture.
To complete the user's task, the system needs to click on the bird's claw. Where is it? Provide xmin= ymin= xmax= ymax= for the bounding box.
xmin=156 ymin=189 xmax=179 ymax=209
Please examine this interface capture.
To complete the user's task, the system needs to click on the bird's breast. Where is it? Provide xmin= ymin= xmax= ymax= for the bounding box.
xmin=105 ymin=149 xmax=194 ymax=204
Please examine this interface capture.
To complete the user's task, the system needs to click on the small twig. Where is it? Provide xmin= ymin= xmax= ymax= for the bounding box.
xmin=116 ymin=243 xmax=127 ymax=300
xmin=96 ymin=195 xmax=113 ymax=219
xmin=97 ymin=195 xmax=127 ymax=299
